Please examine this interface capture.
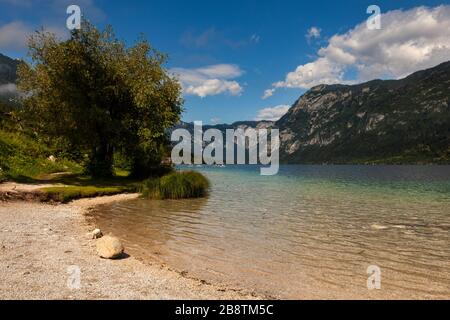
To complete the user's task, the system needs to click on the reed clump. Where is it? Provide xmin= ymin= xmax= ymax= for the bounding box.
xmin=141 ymin=171 xmax=210 ymax=199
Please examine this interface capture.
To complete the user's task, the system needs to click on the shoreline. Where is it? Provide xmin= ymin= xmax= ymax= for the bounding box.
xmin=0 ymin=189 xmax=262 ymax=300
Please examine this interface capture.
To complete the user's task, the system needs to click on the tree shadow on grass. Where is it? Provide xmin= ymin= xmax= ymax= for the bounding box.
xmin=7 ymin=172 xmax=142 ymax=190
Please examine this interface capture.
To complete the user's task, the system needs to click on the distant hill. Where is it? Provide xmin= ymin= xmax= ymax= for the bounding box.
xmin=173 ymin=120 xmax=275 ymax=133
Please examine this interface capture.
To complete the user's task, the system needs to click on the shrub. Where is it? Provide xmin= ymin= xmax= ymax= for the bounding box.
xmin=0 ymin=168 xmax=6 ymax=183
xmin=141 ymin=171 xmax=210 ymax=199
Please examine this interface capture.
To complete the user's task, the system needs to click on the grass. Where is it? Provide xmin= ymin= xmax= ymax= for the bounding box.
xmin=37 ymin=170 xmax=209 ymax=203
xmin=0 ymin=129 xmax=82 ymax=181
xmin=35 ymin=171 xmax=143 ymax=203
xmin=0 ymin=128 xmax=143 ymax=202
xmin=141 ymin=170 xmax=210 ymax=199
xmin=0 ymin=169 xmax=6 ymax=183
xmin=0 ymin=129 xmax=210 ymax=202
xmin=39 ymin=185 xmax=135 ymax=203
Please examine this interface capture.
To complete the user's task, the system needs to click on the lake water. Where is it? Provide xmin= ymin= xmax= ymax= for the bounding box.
xmin=91 ymin=165 xmax=450 ymax=299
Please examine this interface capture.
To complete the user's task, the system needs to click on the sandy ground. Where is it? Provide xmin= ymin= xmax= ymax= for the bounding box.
xmin=0 ymin=193 xmax=260 ymax=299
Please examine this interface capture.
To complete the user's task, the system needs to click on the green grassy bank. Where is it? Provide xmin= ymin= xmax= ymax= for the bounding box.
xmin=0 ymin=129 xmax=209 ymax=203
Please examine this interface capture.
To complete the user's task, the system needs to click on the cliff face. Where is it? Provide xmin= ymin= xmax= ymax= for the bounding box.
xmin=276 ymin=61 xmax=450 ymax=163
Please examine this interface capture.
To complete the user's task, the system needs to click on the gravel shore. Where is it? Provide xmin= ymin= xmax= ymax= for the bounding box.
xmin=0 ymin=194 xmax=260 ymax=299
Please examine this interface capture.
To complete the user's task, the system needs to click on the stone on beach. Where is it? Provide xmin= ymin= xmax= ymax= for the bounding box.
xmin=91 ymin=228 xmax=103 ymax=239
xmin=96 ymin=235 xmax=124 ymax=259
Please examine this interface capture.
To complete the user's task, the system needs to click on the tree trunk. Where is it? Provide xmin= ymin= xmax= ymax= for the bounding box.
xmin=88 ymin=142 xmax=114 ymax=177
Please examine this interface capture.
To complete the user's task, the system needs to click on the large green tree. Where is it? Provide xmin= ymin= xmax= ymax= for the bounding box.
xmin=18 ymin=22 xmax=183 ymax=177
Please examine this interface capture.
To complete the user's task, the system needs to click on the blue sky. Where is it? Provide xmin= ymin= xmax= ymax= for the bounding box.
xmin=1 ymin=0 xmax=450 ymax=124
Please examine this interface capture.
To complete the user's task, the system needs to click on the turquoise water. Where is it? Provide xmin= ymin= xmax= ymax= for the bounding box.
xmin=92 ymin=165 xmax=450 ymax=299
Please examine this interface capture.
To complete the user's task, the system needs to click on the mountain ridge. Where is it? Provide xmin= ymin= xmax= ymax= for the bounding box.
xmin=178 ymin=61 xmax=450 ymax=164
xmin=275 ymin=60 xmax=450 ymax=164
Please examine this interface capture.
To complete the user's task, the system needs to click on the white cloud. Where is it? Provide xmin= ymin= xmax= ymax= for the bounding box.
xmin=250 ymin=34 xmax=261 ymax=44
xmin=194 ymin=64 xmax=242 ymax=79
xmin=0 ymin=83 xmax=17 ymax=95
xmin=210 ymin=117 xmax=221 ymax=125
xmin=171 ymin=64 xmax=244 ymax=98
xmin=0 ymin=20 xmax=68 ymax=51
xmin=306 ymin=27 xmax=321 ymax=40
xmin=267 ymin=5 xmax=450 ymax=95
xmin=184 ymin=79 xmax=242 ymax=98
xmin=273 ymin=57 xmax=345 ymax=89
xmin=262 ymin=88 xmax=275 ymax=99
xmin=255 ymin=105 xmax=290 ymax=121
xmin=0 ymin=0 xmax=105 ymax=52
xmin=0 ymin=21 xmax=32 ymax=51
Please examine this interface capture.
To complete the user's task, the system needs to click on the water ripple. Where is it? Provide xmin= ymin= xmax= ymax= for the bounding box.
xmin=92 ymin=165 xmax=450 ymax=299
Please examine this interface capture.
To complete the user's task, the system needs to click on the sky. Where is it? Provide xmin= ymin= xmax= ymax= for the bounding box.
xmin=1 ymin=0 xmax=450 ymax=124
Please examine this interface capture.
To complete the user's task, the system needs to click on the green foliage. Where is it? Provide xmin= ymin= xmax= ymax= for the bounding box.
xmin=129 ymin=136 xmax=171 ymax=178
xmin=0 ymin=167 xmax=6 ymax=183
xmin=0 ymin=129 xmax=81 ymax=181
xmin=0 ymin=99 xmax=18 ymax=129
xmin=39 ymin=185 xmax=133 ymax=203
xmin=141 ymin=171 xmax=210 ymax=199
xmin=17 ymin=21 xmax=183 ymax=177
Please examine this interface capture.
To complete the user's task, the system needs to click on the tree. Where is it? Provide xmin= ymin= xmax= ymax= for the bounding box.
xmin=18 ymin=22 xmax=183 ymax=177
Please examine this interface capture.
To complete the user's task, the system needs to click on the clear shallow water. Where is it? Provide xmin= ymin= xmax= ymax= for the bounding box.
xmin=92 ymin=165 xmax=450 ymax=299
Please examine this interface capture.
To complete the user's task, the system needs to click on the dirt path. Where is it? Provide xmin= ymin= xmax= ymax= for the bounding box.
xmin=0 ymin=194 xmax=260 ymax=299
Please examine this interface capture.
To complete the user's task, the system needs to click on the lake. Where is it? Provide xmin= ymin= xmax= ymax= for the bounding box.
xmin=91 ymin=165 xmax=450 ymax=299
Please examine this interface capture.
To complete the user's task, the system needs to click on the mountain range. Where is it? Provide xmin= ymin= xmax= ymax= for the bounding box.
xmin=177 ymin=61 xmax=450 ymax=164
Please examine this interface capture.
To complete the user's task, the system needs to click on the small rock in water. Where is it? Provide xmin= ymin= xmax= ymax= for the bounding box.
xmin=96 ymin=235 xmax=124 ymax=259
xmin=371 ymin=224 xmax=388 ymax=230
xmin=91 ymin=228 xmax=103 ymax=239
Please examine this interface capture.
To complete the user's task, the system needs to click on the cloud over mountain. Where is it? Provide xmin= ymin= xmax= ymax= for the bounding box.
xmin=266 ymin=5 xmax=450 ymax=95
xmin=255 ymin=105 xmax=290 ymax=121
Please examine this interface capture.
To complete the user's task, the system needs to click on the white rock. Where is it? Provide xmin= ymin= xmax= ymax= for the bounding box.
xmin=91 ymin=228 xmax=103 ymax=239
xmin=96 ymin=235 xmax=124 ymax=259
